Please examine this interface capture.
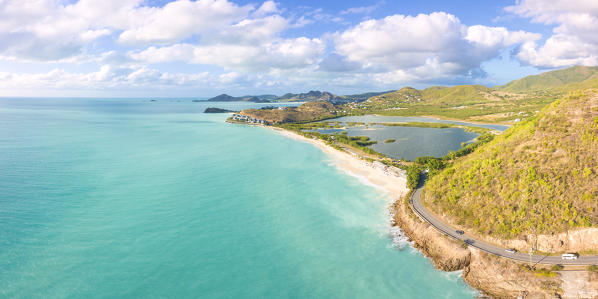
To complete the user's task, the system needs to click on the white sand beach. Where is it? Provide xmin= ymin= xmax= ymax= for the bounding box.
xmin=269 ymin=127 xmax=409 ymax=201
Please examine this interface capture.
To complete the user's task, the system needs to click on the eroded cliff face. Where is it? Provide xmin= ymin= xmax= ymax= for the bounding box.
xmin=480 ymin=228 xmax=598 ymax=255
xmin=560 ymin=271 xmax=598 ymax=298
xmin=391 ymin=198 xmax=470 ymax=271
xmin=391 ymin=198 xmax=598 ymax=298
xmin=464 ymin=250 xmax=561 ymax=298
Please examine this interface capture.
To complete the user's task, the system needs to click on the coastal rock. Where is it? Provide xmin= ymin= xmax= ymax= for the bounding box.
xmin=390 ymin=195 xmax=593 ymax=298
xmin=391 ymin=198 xmax=471 ymax=272
xmin=476 ymin=228 xmax=598 ymax=256
xmin=204 ymin=107 xmax=235 ymax=113
xmin=207 ymin=94 xmax=275 ymax=103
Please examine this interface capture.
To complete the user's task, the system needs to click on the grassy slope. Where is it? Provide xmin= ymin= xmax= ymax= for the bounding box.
xmin=347 ymin=66 xmax=598 ymax=123
xmin=423 ymin=90 xmax=598 ymax=238
xmin=241 ymin=101 xmax=338 ymax=124
xmin=351 ymin=83 xmax=554 ymax=122
xmin=498 ymin=66 xmax=598 ymax=93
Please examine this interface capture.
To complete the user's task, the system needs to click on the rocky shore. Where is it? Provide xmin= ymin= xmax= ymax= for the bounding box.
xmin=273 ymin=125 xmax=598 ymax=298
xmin=392 ymin=195 xmax=598 ymax=298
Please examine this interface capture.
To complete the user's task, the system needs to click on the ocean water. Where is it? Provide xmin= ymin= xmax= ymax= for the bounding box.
xmin=0 ymin=98 xmax=476 ymax=298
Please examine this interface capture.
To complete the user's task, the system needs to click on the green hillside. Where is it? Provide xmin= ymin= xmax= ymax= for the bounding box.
xmin=240 ymin=101 xmax=338 ymax=124
xmin=498 ymin=66 xmax=598 ymax=93
xmin=344 ymin=66 xmax=598 ymax=123
xmin=367 ymin=85 xmax=491 ymax=106
xmin=423 ymin=89 xmax=598 ymax=238
xmin=348 ymin=83 xmax=554 ymax=122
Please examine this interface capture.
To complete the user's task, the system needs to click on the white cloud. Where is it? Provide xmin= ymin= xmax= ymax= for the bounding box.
xmin=117 ymin=0 xmax=253 ymax=44
xmin=0 ymin=0 xmax=284 ymax=60
xmin=0 ymin=65 xmax=213 ymax=90
xmin=340 ymin=2 xmax=384 ymax=15
xmin=253 ymin=1 xmax=280 ymax=17
xmin=506 ymin=0 xmax=598 ymax=68
xmin=333 ymin=12 xmax=539 ymax=81
xmin=130 ymin=37 xmax=325 ymax=71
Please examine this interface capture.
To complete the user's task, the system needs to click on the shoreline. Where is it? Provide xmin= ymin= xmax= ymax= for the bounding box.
xmin=267 ymin=126 xmax=409 ymax=201
xmin=266 ymin=125 xmax=590 ymax=298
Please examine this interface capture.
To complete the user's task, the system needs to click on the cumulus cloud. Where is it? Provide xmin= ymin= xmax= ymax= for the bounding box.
xmin=333 ymin=12 xmax=539 ymax=82
xmin=117 ymin=0 xmax=253 ymax=44
xmin=0 ymin=0 xmax=282 ymax=60
xmin=130 ymin=37 xmax=325 ymax=71
xmin=0 ymin=1 xmax=577 ymax=95
xmin=506 ymin=0 xmax=598 ymax=68
xmin=0 ymin=65 xmax=214 ymax=90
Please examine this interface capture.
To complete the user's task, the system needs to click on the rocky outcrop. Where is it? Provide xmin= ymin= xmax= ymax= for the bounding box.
xmin=464 ymin=249 xmax=561 ymax=298
xmin=560 ymin=271 xmax=598 ymax=298
xmin=390 ymin=196 xmax=598 ymax=298
xmin=204 ymin=107 xmax=234 ymax=113
xmin=391 ymin=197 xmax=470 ymax=271
xmin=207 ymin=94 xmax=275 ymax=102
xmin=461 ymin=228 xmax=598 ymax=256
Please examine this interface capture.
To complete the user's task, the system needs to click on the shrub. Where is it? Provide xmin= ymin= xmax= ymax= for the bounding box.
xmin=550 ymin=264 xmax=564 ymax=271
xmin=406 ymin=166 xmax=421 ymax=189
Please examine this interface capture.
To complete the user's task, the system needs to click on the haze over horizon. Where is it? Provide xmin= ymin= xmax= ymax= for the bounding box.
xmin=1 ymin=0 xmax=597 ymax=97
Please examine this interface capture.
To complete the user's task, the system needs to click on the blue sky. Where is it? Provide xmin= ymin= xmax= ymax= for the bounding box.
xmin=0 ymin=0 xmax=596 ymax=97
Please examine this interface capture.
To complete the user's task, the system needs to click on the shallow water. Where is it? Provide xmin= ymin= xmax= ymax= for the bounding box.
xmin=0 ymin=98 xmax=476 ymax=298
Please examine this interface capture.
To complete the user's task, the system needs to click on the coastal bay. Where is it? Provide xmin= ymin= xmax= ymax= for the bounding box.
xmin=0 ymin=98 xmax=476 ymax=298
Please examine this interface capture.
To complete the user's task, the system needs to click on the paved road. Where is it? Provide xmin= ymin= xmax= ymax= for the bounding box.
xmin=410 ymin=175 xmax=598 ymax=266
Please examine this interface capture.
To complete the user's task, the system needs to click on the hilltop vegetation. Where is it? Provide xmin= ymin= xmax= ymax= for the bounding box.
xmin=341 ymin=66 xmax=598 ymax=123
xmin=498 ymin=66 xmax=598 ymax=93
xmin=207 ymin=93 xmax=276 ymax=102
xmin=345 ymin=84 xmax=555 ymax=123
xmin=240 ymin=101 xmax=338 ymax=124
xmin=277 ymin=91 xmax=340 ymax=102
xmin=423 ymin=90 xmax=598 ymax=239
xmin=208 ymin=90 xmax=391 ymax=104
xmin=218 ymin=66 xmax=598 ymax=124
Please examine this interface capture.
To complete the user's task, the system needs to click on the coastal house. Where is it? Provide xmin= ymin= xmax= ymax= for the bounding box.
xmin=231 ymin=113 xmax=269 ymax=125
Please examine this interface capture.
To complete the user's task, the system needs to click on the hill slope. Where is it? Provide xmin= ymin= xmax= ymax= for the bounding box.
xmin=276 ymin=91 xmax=340 ymax=102
xmin=423 ymin=89 xmax=598 ymax=238
xmin=207 ymin=94 xmax=276 ymax=102
xmin=498 ymin=66 xmax=598 ymax=92
xmin=369 ymin=85 xmax=492 ymax=106
xmin=240 ymin=101 xmax=337 ymax=124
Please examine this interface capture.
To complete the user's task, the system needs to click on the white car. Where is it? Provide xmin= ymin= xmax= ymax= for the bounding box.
xmin=505 ymin=248 xmax=517 ymax=254
xmin=561 ymin=253 xmax=578 ymax=260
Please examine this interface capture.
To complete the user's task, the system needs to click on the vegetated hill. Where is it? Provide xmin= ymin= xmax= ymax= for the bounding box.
xmin=423 ymin=89 xmax=598 ymax=239
xmin=337 ymin=90 xmax=396 ymax=103
xmin=276 ymin=91 xmax=341 ymax=102
xmin=209 ymin=90 xmax=372 ymax=104
xmin=370 ymin=85 xmax=492 ymax=106
xmin=275 ymin=90 xmax=395 ymax=103
xmin=240 ymin=101 xmax=338 ymax=124
xmin=207 ymin=94 xmax=276 ymax=102
xmin=498 ymin=65 xmax=598 ymax=93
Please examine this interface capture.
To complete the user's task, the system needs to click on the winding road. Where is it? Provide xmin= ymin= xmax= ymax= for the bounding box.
xmin=409 ymin=175 xmax=598 ymax=266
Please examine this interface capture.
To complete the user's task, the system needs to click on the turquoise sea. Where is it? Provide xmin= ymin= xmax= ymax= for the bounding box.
xmin=0 ymin=98 xmax=476 ymax=298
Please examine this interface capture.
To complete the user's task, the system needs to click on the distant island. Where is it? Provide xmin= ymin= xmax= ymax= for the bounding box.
xmin=207 ymin=94 xmax=275 ymax=103
xmin=207 ymin=90 xmax=394 ymax=104
xmin=204 ymin=107 xmax=236 ymax=113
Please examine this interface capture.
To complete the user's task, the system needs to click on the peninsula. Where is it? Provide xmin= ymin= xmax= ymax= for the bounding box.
xmin=228 ymin=65 xmax=598 ymax=298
